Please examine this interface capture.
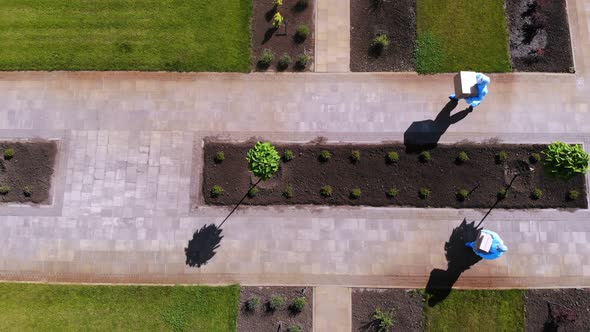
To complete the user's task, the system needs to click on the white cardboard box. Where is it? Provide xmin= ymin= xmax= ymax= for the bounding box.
xmin=453 ymin=71 xmax=478 ymax=99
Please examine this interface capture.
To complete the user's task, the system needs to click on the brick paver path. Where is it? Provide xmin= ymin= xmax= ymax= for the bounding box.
xmin=0 ymin=0 xmax=589 ymax=290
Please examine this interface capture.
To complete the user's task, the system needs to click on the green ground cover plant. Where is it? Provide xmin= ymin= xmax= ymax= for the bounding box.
xmin=0 ymin=283 xmax=239 ymax=332
xmin=416 ymin=0 xmax=512 ymax=73
xmin=0 ymin=0 xmax=252 ymax=71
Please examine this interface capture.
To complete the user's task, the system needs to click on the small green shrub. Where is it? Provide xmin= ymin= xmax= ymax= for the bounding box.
xmin=0 ymin=186 xmax=10 ymax=195
xmin=373 ymin=308 xmax=395 ymax=332
xmin=246 ymin=297 xmax=260 ymax=312
xmin=567 ymin=190 xmax=579 ymax=201
xmin=268 ymin=295 xmax=285 ymax=311
xmin=214 ymin=151 xmax=225 ymax=163
xmin=419 ymin=151 xmax=431 ymax=162
xmin=372 ymin=34 xmax=391 ymax=53
xmin=350 ymin=188 xmax=362 ymax=199
xmin=456 ymin=189 xmax=469 ymax=201
xmin=287 ymin=326 xmax=302 ymax=332
xmin=3 ymin=148 xmax=15 ymax=160
xmin=495 ymin=151 xmax=508 ymax=164
xmin=497 ymin=189 xmax=507 ymax=200
xmin=23 ymin=185 xmax=33 ymax=197
xmin=529 ymin=153 xmax=541 ymax=164
xmin=295 ymin=24 xmax=310 ymax=43
xmin=351 ymin=150 xmax=361 ymax=163
xmin=419 ymin=188 xmax=431 ymax=199
xmin=246 ymin=142 xmax=281 ymax=180
xmin=386 ymin=151 xmax=399 ymax=163
xmin=277 ymin=53 xmax=292 ymax=71
xmin=290 ymin=296 xmax=306 ymax=313
xmin=258 ymin=49 xmax=275 ymax=68
xmin=272 ymin=12 xmax=284 ymax=28
xmin=320 ymin=185 xmax=333 ymax=197
xmin=531 ymin=188 xmax=544 ymax=200
xmin=319 ymin=150 xmax=331 ymax=162
xmin=295 ymin=0 xmax=309 ymax=10
xmin=542 ymin=142 xmax=589 ymax=179
xmin=386 ymin=187 xmax=399 ymax=198
xmin=296 ymin=54 xmax=313 ymax=70
xmin=247 ymin=187 xmax=260 ymax=198
xmin=283 ymin=185 xmax=294 ymax=198
xmin=283 ymin=149 xmax=295 ymax=162
xmin=210 ymin=185 xmax=224 ymax=198
xmin=273 ymin=0 xmax=283 ymax=6
xmin=456 ymin=151 xmax=469 ymax=164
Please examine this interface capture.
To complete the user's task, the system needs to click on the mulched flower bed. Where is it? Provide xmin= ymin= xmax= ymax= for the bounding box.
xmin=506 ymin=0 xmax=574 ymax=72
xmin=238 ymin=286 xmax=313 ymax=332
xmin=252 ymin=0 xmax=315 ymax=72
xmin=525 ymin=289 xmax=590 ymax=331
xmin=350 ymin=0 xmax=416 ymax=72
xmin=0 ymin=141 xmax=57 ymax=204
xmin=202 ymin=142 xmax=587 ymax=209
xmin=352 ymin=288 xmax=424 ymax=332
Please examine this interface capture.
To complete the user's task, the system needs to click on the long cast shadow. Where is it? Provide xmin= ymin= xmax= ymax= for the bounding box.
xmin=425 ymin=219 xmax=482 ymax=306
xmin=404 ymin=100 xmax=471 ymax=152
xmin=185 ymin=224 xmax=223 ymax=268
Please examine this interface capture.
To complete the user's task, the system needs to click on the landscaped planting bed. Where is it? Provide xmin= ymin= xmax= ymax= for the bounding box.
xmin=252 ymin=0 xmax=315 ymax=71
xmin=352 ymin=288 xmax=424 ymax=332
xmin=0 ymin=141 xmax=57 ymax=204
xmin=202 ymin=142 xmax=587 ymax=209
xmin=239 ymin=286 xmax=313 ymax=332
xmin=350 ymin=0 xmax=416 ymax=72
xmin=525 ymin=288 xmax=590 ymax=331
xmin=506 ymin=0 xmax=574 ymax=72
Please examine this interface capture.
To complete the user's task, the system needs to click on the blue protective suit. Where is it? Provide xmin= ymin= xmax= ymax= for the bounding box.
xmin=466 ymin=229 xmax=507 ymax=260
xmin=450 ymin=73 xmax=491 ymax=108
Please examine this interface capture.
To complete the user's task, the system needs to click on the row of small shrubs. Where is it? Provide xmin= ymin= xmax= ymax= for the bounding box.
xmin=0 ymin=185 xmax=33 ymax=197
xmin=259 ymin=50 xmax=313 ymax=71
xmin=245 ymin=295 xmax=306 ymax=313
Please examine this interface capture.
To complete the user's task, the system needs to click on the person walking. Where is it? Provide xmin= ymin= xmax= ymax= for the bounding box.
xmin=449 ymin=72 xmax=491 ymax=112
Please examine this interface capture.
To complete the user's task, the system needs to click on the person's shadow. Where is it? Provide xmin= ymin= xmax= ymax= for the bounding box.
xmin=425 ymin=218 xmax=482 ymax=306
xmin=404 ymin=100 xmax=472 ymax=152
xmin=185 ymin=224 xmax=223 ymax=268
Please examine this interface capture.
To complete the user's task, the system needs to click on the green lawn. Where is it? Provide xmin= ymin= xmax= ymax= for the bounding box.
xmin=0 ymin=283 xmax=239 ymax=332
xmin=424 ymin=290 xmax=525 ymax=332
xmin=416 ymin=0 xmax=512 ymax=74
xmin=0 ymin=0 xmax=251 ymax=71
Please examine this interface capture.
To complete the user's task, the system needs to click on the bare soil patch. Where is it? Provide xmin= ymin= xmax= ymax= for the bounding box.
xmin=252 ymin=0 xmax=315 ymax=71
xmin=0 ymin=141 xmax=57 ymax=204
xmin=350 ymin=0 xmax=416 ymax=72
xmin=238 ymin=286 xmax=313 ymax=332
xmin=506 ymin=0 xmax=574 ymax=72
xmin=525 ymin=289 xmax=590 ymax=331
xmin=202 ymin=142 xmax=587 ymax=209
xmin=352 ymin=288 xmax=424 ymax=332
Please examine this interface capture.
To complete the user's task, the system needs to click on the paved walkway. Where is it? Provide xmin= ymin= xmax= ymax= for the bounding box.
xmin=314 ymin=286 xmax=351 ymax=332
xmin=0 ymin=0 xmax=589 ymax=291
xmin=315 ymin=0 xmax=350 ymax=72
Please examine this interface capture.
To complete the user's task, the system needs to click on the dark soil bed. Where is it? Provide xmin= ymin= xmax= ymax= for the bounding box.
xmin=238 ymin=286 xmax=313 ymax=332
xmin=0 ymin=141 xmax=57 ymax=204
xmin=252 ymin=0 xmax=315 ymax=72
xmin=350 ymin=0 xmax=416 ymax=72
xmin=506 ymin=0 xmax=574 ymax=72
xmin=352 ymin=288 xmax=424 ymax=332
xmin=525 ymin=289 xmax=590 ymax=331
xmin=202 ymin=142 xmax=587 ymax=209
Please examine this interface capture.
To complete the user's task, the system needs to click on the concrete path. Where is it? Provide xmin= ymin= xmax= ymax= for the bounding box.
xmin=315 ymin=0 xmax=350 ymax=72
xmin=0 ymin=0 xmax=588 ymax=290
xmin=314 ymin=286 xmax=351 ymax=332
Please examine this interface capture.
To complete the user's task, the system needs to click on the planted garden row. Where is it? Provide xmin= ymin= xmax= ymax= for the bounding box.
xmin=202 ymin=142 xmax=587 ymax=209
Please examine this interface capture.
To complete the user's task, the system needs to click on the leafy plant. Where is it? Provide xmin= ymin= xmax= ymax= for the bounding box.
xmin=319 ymin=150 xmax=331 ymax=162
xmin=3 ymin=148 xmax=15 ymax=160
xmin=290 ymin=296 xmax=306 ymax=313
xmin=456 ymin=151 xmax=469 ymax=164
xmin=529 ymin=152 xmax=541 ymax=164
xmin=350 ymin=188 xmax=362 ymax=199
xmin=495 ymin=151 xmax=508 ymax=164
xmin=273 ymin=0 xmax=283 ymax=6
xmin=247 ymin=187 xmax=260 ymax=198
xmin=386 ymin=151 xmax=399 ymax=163
xmin=283 ymin=185 xmax=294 ymax=198
xmin=419 ymin=151 xmax=431 ymax=162
xmin=210 ymin=185 xmax=224 ymax=198
xmin=456 ymin=189 xmax=469 ymax=201
xmin=497 ymin=188 xmax=507 ymax=200
xmin=268 ymin=295 xmax=285 ymax=311
xmin=351 ymin=150 xmax=361 ymax=163
xmin=372 ymin=34 xmax=390 ymax=53
xmin=567 ymin=190 xmax=579 ymax=201
xmin=23 ymin=185 xmax=33 ymax=197
xmin=542 ymin=142 xmax=589 ymax=179
xmin=531 ymin=188 xmax=543 ymax=200
xmin=246 ymin=142 xmax=281 ymax=180
xmin=295 ymin=53 xmax=313 ymax=70
xmin=246 ymin=297 xmax=260 ymax=312
xmin=320 ymin=185 xmax=333 ymax=197
xmin=373 ymin=308 xmax=395 ymax=332
xmin=0 ymin=186 xmax=10 ymax=195
xmin=277 ymin=53 xmax=292 ymax=71
xmin=295 ymin=24 xmax=310 ymax=43
xmin=259 ymin=49 xmax=275 ymax=69
xmin=386 ymin=187 xmax=399 ymax=198
xmin=214 ymin=151 xmax=225 ymax=163
xmin=272 ymin=12 xmax=284 ymax=28
xmin=283 ymin=149 xmax=295 ymax=162
xmin=419 ymin=188 xmax=431 ymax=199
xmin=288 ymin=326 xmax=302 ymax=332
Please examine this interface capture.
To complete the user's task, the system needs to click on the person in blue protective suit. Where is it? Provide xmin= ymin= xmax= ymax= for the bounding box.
xmin=449 ymin=72 xmax=491 ymax=112
xmin=466 ymin=229 xmax=507 ymax=260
